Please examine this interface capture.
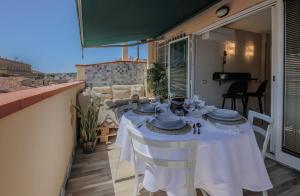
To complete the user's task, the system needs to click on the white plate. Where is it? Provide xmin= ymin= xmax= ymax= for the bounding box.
xmin=149 ymin=118 xmax=186 ymax=130
xmin=137 ymin=104 xmax=156 ymax=113
xmin=212 ymin=109 xmax=238 ymax=118
xmin=207 ymin=113 xmax=243 ymax=122
xmin=141 ymin=104 xmax=155 ymax=111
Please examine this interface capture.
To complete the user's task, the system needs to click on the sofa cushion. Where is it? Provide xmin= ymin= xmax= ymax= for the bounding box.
xmin=92 ymin=87 xmax=113 ymax=100
xmin=112 ymin=85 xmax=132 ymax=91
xmin=92 ymin=86 xmax=112 ymax=94
xmin=113 ymin=89 xmax=131 ymax=99
xmin=112 ymin=85 xmax=132 ymax=99
xmin=131 ymin=84 xmax=145 ymax=97
xmin=101 ymin=93 xmax=113 ymax=100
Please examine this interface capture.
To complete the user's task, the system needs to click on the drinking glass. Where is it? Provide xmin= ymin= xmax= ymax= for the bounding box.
xmin=175 ymin=109 xmax=185 ymax=120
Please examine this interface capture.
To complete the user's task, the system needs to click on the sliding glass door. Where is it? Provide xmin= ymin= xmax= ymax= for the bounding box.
xmin=283 ymin=0 xmax=300 ymax=157
xmin=168 ymin=38 xmax=189 ymax=97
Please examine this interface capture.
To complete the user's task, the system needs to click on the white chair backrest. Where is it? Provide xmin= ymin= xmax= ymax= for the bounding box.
xmin=127 ymin=126 xmax=197 ymax=196
xmin=128 ymin=127 xmax=197 ymax=168
xmin=248 ymin=110 xmax=274 ymax=158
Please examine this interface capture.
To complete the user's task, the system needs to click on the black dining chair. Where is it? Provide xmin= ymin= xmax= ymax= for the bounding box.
xmin=222 ymin=80 xmax=248 ymax=115
xmin=245 ymin=80 xmax=268 ymax=114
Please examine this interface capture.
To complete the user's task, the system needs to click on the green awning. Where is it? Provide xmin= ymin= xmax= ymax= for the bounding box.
xmin=76 ymin=0 xmax=219 ymax=47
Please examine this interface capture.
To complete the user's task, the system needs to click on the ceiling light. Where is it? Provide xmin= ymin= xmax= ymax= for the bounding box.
xmin=216 ymin=6 xmax=230 ymax=18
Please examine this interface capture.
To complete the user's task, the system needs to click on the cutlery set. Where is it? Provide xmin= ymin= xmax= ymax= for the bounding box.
xmin=193 ymin=122 xmax=201 ymax=135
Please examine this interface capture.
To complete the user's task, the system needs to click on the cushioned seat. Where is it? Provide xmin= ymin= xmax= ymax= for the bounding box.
xmin=90 ymin=84 xmax=148 ymax=127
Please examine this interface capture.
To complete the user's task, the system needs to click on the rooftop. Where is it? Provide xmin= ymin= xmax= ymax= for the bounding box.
xmin=0 ymin=77 xmax=33 ymax=93
xmin=0 ymin=57 xmax=32 ymax=67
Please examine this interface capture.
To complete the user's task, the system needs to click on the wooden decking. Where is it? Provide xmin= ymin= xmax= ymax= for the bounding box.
xmin=66 ymin=142 xmax=300 ymax=196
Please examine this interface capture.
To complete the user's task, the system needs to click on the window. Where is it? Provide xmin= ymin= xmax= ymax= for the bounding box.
xmin=283 ymin=0 xmax=300 ymax=156
xmin=169 ymin=38 xmax=188 ymax=97
xmin=157 ymin=42 xmax=168 ymax=68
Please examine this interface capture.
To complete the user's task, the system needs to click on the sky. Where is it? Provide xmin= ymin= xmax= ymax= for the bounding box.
xmin=0 ymin=0 xmax=147 ymax=73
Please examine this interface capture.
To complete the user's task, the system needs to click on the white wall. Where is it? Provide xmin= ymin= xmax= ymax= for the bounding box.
xmin=0 ymin=84 xmax=84 ymax=196
xmin=194 ymin=29 xmax=263 ymax=111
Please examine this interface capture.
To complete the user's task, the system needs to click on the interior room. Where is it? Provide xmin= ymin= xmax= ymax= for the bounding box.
xmin=193 ymin=8 xmax=272 ymax=115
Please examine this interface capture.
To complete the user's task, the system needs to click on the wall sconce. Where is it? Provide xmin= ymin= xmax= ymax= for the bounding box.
xmin=245 ymin=44 xmax=255 ymax=58
xmin=225 ymin=41 xmax=235 ymax=56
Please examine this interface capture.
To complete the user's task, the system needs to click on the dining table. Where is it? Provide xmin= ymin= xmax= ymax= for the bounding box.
xmin=115 ymin=104 xmax=272 ymax=196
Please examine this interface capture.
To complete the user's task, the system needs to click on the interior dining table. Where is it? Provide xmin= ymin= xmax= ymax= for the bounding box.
xmin=115 ymin=104 xmax=272 ymax=196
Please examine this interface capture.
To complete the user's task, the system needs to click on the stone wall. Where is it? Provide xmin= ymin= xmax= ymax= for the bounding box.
xmin=83 ymin=61 xmax=146 ymax=87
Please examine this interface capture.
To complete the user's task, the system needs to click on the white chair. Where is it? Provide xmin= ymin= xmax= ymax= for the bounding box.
xmin=127 ymin=126 xmax=198 ymax=196
xmin=248 ymin=110 xmax=274 ymax=196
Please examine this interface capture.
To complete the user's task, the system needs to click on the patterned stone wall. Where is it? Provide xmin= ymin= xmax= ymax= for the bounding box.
xmin=84 ymin=61 xmax=146 ymax=87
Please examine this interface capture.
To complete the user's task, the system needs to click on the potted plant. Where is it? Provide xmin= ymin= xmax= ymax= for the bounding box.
xmin=74 ymin=101 xmax=100 ymax=154
xmin=147 ymin=63 xmax=168 ymax=102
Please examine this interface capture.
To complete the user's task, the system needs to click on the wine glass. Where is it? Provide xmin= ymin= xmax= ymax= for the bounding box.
xmin=175 ymin=109 xmax=185 ymax=120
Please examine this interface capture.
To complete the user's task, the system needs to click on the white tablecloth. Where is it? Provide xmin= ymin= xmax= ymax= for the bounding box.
xmin=115 ymin=109 xmax=272 ymax=196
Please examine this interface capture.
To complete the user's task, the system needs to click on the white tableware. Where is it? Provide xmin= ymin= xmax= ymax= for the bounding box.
xmin=204 ymin=105 xmax=217 ymax=112
xmin=138 ymin=103 xmax=156 ymax=113
xmin=212 ymin=109 xmax=239 ymax=118
xmin=207 ymin=113 xmax=243 ymax=122
xmin=150 ymin=114 xmax=186 ymax=130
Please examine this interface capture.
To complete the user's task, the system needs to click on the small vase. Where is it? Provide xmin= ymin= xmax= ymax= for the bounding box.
xmin=82 ymin=139 xmax=97 ymax=154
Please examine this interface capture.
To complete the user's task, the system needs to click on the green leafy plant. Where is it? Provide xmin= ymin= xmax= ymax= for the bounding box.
xmin=147 ymin=63 xmax=168 ymax=98
xmin=74 ymin=102 xmax=99 ymax=143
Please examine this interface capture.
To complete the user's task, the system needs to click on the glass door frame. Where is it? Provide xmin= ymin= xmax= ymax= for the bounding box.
xmin=274 ymin=0 xmax=300 ymax=171
xmin=189 ymin=0 xmax=300 ymax=170
xmin=164 ymin=0 xmax=300 ymax=170
xmin=168 ymin=36 xmax=191 ymax=98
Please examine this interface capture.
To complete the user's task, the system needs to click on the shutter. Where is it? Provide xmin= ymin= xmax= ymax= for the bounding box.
xmin=169 ymin=39 xmax=188 ymax=97
xmin=283 ymin=0 xmax=300 ymax=155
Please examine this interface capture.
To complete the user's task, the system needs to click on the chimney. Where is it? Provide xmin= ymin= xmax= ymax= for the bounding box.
xmin=122 ymin=45 xmax=128 ymax=61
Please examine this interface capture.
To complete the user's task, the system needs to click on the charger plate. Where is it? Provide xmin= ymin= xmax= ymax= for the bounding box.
xmin=204 ymin=114 xmax=247 ymax=125
xmin=146 ymin=121 xmax=192 ymax=135
xmin=132 ymin=109 xmax=161 ymax=115
xmin=207 ymin=112 xmax=242 ymax=122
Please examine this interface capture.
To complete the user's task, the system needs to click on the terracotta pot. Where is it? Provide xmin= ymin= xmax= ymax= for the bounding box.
xmin=82 ymin=139 xmax=97 ymax=154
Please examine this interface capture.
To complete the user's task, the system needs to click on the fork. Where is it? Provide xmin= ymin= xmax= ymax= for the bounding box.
xmin=196 ymin=122 xmax=201 ymax=134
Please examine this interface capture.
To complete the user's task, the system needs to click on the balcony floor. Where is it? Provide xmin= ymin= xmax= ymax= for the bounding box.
xmin=66 ymin=142 xmax=300 ymax=196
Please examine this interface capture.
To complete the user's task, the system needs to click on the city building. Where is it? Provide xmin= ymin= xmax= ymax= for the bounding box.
xmin=0 ymin=57 xmax=32 ymax=75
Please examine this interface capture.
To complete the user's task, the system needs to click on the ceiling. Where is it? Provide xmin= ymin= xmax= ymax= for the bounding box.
xmin=76 ymin=0 xmax=220 ymax=47
xmin=225 ymin=9 xmax=271 ymax=34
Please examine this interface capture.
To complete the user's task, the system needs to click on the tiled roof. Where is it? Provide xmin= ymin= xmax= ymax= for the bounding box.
xmin=0 ymin=57 xmax=32 ymax=67
xmin=0 ymin=77 xmax=32 ymax=93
